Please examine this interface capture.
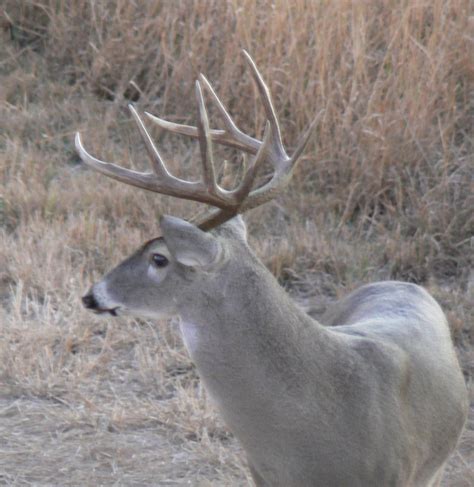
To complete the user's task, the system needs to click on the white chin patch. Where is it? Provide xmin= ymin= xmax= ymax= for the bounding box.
xmin=92 ymin=280 xmax=117 ymax=309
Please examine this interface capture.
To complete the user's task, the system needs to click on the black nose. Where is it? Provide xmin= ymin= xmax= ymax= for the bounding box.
xmin=82 ymin=293 xmax=98 ymax=309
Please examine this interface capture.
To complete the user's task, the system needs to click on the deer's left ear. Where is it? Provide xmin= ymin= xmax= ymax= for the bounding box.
xmin=160 ymin=215 xmax=220 ymax=267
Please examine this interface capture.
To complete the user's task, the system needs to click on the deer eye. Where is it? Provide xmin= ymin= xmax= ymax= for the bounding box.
xmin=151 ymin=253 xmax=168 ymax=268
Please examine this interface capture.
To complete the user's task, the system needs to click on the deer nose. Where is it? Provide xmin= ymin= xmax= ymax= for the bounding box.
xmin=82 ymin=293 xmax=98 ymax=309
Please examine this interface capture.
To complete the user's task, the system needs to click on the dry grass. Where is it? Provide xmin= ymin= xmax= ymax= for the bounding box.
xmin=1 ymin=1 xmax=473 ymax=485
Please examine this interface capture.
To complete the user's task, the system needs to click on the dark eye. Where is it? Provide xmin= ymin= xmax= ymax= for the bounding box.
xmin=152 ymin=253 xmax=168 ymax=268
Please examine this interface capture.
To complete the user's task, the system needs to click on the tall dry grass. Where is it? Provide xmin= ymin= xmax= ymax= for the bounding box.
xmin=3 ymin=0 xmax=473 ymax=280
xmin=1 ymin=0 xmax=473 ymax=485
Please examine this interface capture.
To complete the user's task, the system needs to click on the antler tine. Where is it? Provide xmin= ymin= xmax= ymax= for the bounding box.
xmin=144 ymin=113 xmax=238 ymax=150
xmin=241 ymin=50 xmax=286 ymax=161
xmin=233 ymin=121 xmax=272 ymax=200
xmin=75 ymin=132 xmax=156 ymax=190
xmin=289 ymin=109 xmax=324 ymax=167
xmin=195 ymin=80 xmax=218 ymax=194
xmin=198 ymin=73 xmax=260 ymax=154
xmin=238 ymin=113 xmax=321 ymax=212
xmin=128 ymin=104 xmax=170 ymax=178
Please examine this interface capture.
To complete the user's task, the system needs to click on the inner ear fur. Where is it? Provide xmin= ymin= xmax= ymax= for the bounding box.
xmin=160 ymin=215 xmax=220 ymax=267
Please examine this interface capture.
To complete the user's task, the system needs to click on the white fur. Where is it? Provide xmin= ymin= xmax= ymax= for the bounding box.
xmin=92 ymin=280 xmax=115 ymax=308
xmin=179 ymin=320 xmax=203 ymax=358
xmin=147 ymin=264 xmax=166 ymax=282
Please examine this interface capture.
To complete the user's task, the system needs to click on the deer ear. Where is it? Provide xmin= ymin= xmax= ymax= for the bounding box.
xmin=160 ymin=216 xmax=220 ymax=267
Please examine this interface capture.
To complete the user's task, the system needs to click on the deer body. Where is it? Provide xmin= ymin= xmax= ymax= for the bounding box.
xmin=174 ymin=226 xmax=467 ymax=487
xmin=77 ymin=52 xmax=468 ymax=486
xmin=84 ymin=219 xmax=467 ymax=486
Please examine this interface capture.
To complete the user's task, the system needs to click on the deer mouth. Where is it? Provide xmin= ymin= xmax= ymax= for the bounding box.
xmin=82 ymin=293 xmax=120 ymax=316
xmin=92 ymin=307 xmax=120 ymax=317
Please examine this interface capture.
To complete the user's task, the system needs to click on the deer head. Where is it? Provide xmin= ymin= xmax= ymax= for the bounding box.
xmin=77 ymin=51 xmax=319 ymax=317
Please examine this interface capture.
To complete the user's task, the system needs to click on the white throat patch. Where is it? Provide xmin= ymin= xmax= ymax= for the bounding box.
xmin=179 ymin=319 xmax=204 ymax=358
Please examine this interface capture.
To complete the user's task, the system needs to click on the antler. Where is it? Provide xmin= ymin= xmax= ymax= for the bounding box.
xmin=75 ymin=50 xmax=321 ymax=231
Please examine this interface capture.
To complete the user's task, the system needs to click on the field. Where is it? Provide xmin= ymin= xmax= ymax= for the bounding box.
xmin=1 ymin=1 xmax=473 ymax=485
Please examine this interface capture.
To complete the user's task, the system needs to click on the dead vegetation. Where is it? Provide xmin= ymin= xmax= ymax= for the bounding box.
xmin=1 ymin=1 xmax=472 ymax=485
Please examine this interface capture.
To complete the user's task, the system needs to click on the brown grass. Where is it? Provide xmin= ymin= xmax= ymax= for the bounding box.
xmin=1 ymin=1 xmax=473 ymax=485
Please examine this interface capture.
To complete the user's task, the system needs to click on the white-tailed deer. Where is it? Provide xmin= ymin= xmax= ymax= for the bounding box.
xmin=76 ymin=51 xmax=468 ymax=486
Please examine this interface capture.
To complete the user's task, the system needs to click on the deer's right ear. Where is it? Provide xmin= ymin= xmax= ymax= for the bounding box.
xmin=160 ymin=216 xmax=220 ymax=267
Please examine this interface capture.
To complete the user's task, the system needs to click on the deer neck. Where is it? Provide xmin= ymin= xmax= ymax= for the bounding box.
xmin=177 ymin=256 xmax=343 ymax=417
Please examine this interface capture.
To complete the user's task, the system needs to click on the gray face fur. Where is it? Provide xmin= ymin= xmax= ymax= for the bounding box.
xmin=83 ymin=215 xmax=247 ymax=320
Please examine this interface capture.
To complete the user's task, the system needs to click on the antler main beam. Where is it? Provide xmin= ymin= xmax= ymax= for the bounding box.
xmin=75 ymin=51 xmax=320 ymax=230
